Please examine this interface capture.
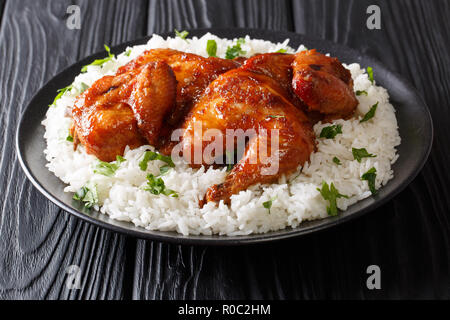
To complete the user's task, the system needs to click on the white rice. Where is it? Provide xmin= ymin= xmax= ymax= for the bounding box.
xmin=42 ymin=33 xmax=401 ymax=236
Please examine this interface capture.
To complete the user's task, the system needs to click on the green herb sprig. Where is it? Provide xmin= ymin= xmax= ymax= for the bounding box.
xmin=356 ymin=90 xmax=368 ymax=96
xmin=360 ymin=102 xmax=378 ymax=123
xmin=49 ymin=84 xmax=73 ymax=107
xmin=352 ymin=148 xmax=376 ymax=163
xmin=362 ymin=167 xmax=377 ymax=195
xmin=143 ymin=174 xmax=178 ymax=197
xmin=73 ymin=184 xmax=99 ymax=209
xmin=139 ymin=151 xmax=175 ymax=171
xmin=225 ymin=38 xmax=246 ymax=59
xmin=206 ymin=39 xmax=217 ymax=57
xmin=94 ymin=155 xmax=126 ymax=177
xmin=317 ymin=182 xmax=348 ymax=216
xmin=332 ymin=157 xmax=341 ymax=165
xmin=367 ymin=66 xmax=374 ymax=83
xmin=81 ymin=44 xmax=114 ymax=73
xmin=320 ymin=124 xmax=343 ymax=139
xmin=175 ymin=29 xmax=189 ymax=41
xmin=263 ymin=197 xmax=277 ymax=214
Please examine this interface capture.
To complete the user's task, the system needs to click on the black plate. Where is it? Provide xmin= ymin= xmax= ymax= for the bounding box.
xmin=16 ymin=28 xmax=433 ymax=245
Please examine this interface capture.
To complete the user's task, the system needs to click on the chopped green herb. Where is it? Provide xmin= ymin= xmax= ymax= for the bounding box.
xmin=49 ymin=84 xmax=73 ymax=107
xmin=367 ymin=66 xmax=374 ymax=83
xmin=316 ymin=181 xmax=348 ymax=216
xmin=124 ymin=48 xmax=132 ymax=57
xmin=94 ymin=155 xmax=126 ymax=177
xmin=263 ymin=197 xmax=276 ymax=214
xmin=81 ymin=44 xmax=114 ymax=73
xmin=225 ymin=38 xmax=246 ymax=59
xmin=79 ymin=82 xmax=89 ymax=93
xmin=268 ymin=115 xmax=285 ymax=119
xmin=275 ymin=48 xmax=287 ymax=53
xmin=362 ymin=167 xmax=377 ymax=195
xmin=332 ymin=156 xmax=341 ymax=165
xmin=66 ymin=135 xmax=74 ymax=142
xmin=73 ymin=184 xmax=99 ymax=209
xmin=225 ymin=150 xmax=234 ymax=171
xmin=320 ymin=124 xmax=343 ymax=139
xmin=356 ymin=90 xmax=368 ymax=96
xmin=139 ymin=151 xmax=175 ymax=171
xmin=360 ymin=102 xmax=378 ymax=123
xmin=352 ymin=148 xmax=376 ymax=162
xmin=175 ymin=29 xmax=189 ymax=41
xmin=143 ymin=174 xmax=178 ymax=197
xmin=159 ymin=165 xmax=171 ymax=176
xmin=206 ymin=39 xmax=217 ymax=57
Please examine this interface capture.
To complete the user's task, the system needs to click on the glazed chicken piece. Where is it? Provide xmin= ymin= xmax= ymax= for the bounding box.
xmin=240 ymin=53 xmax=294 ymax=90
xmin=72 ymin=49 xmax=239 ymax=162
xmin=292 ymin=49 xmax=358 ymax=120
xmin=178 ymin=68 xmax=316 ymax=203
xmin=117 ymin=49 xmax=241 ymax=126
xmin=72 ymin=61 xmax=177 ymax=162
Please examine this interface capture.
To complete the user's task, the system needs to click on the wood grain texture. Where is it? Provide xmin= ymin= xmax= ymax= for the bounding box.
xmin=0 ymin=0 xmax=147 ymax=299
xmin=0 ymin=0 xmax=448 ymax=300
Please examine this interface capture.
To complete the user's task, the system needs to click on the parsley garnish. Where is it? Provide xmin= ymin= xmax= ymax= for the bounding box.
xmin=317 ymin=182 xmax=348 ymax=216
xmin=81 ymin=44 xmax=114 ymax=73
xmin=206 ymin=39 xmax=217 ymax=57
xmin=124 ymin=48 xmax=132 ymax=57
xmin=73 ymin=184 xmax=99 ymax=209
xmin=225 ymin=38 xmax=246 ymax=59
xmin=225 ymin=150 xmax=234 ymax=171
xmin=268 ymin=115 xmax=285 ymax=119
xmin=139 ymin=151 xmax=175 ymax=171
xmin=94 ymin=155 xmax=126 ymax=177
xmin=143 ymin=174 xmax=178 ymax=197
xmin=320 ymin=124 xmax=343 ymax=139
xmin=332 ymin=157 xmax=341 ymax=165
xmin=159 ymin=165 xmax=171 ymax=176
xmin=352 ymin=148 xmax=376 ymax=162
xmin=275 ymin=48 xmax=287 ymax=53
xmin=49 ymin=84 xmax=73 ymax=107
xmin=263 ymin=197 xmax=276 ymax=214
xmin=367 ymin=66 xmax=374 ymax=83
xmin=79 ymin=82 xmax=89 ymax=93
xmin=66 ymin=135 xmax=74 ymax=142
xmin=360 ymin=102 xmax=378 ymax=123
xmin=175 ymin=29 xmax=189 ymax=41
xmin=356 ymin=90 xmax=368 ymax=96
xmin=362 ymin=167 xmax=377 ymax=195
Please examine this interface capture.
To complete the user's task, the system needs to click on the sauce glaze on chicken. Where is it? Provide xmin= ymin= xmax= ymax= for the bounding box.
xmin=70 ymin=48 xmax=357 ymax=203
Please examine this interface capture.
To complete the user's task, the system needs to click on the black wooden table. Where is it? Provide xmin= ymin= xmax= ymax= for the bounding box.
xmin=0 ymin=0 xmax=448 ymax=300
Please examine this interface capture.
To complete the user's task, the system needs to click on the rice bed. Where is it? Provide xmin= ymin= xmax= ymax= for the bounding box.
xmin=42 ymin=33 xmax=401 ymax=236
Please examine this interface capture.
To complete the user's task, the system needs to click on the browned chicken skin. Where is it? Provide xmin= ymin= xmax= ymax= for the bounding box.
xmin=179 ymin=69 xmax=315 ymax=203
xmin=72 ymin=61 xmax=176 ymax=162
xmin=292 ymin=49 xmax=358 ymax=120
xmin=72 ymin=49 xmax=239 ymax=162
xmin=117 ymin=49 xmax=241 ymax=126
xmin=71 ymin=47 xmax=357 ymax=203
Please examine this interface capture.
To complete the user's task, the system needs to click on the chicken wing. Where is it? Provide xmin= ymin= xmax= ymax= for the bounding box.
xmin=292 ymin=49 xmax=358 ymax=120
xmin=72 ymin=49 xmax=239 ymax=161
xmin=72 ymin=61 xmax=176 ymax=162
xmin=118 ymin=49 xmax=241 ymax=126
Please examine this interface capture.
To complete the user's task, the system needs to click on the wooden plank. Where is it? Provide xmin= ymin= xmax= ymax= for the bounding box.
xmin=0 ymin=0 xmax=147 ymax=299
xmin=146 ymin=0 xmax=294 ymax=33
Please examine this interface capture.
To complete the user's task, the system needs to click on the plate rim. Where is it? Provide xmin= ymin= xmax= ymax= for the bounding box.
xmin=15 ymin=28 xmax=434 ymax=245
